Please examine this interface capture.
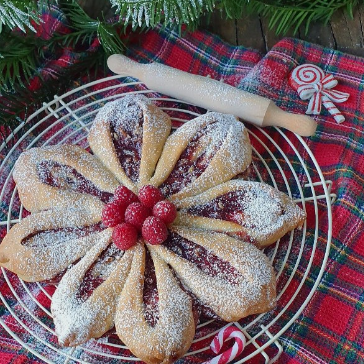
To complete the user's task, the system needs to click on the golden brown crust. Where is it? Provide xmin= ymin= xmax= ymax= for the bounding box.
xmin=115 ymin=244 xmax=195 ymax=364
xmin=51 ymin=237 xmax=134 ymax=346
xmin=13 ymin=144 xmax=119 ymax=212
xmin=174 ymin=180 xmax=306 ymax=248
xmin=150 ymin=112 xmax=252 ymax=201
xmin=0 ymin=98 xmax=284 ymax=364
xmin=153 ymin=227 xmax=276 ymax=321
xmin=88 ymin=95 xmax=171 ymax=192
xmin=0 ymin=200 xmax=104 ymax=282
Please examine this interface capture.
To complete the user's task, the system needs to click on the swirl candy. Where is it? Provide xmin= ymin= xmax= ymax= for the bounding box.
xmin=289 ymin=64 xmax=349 ymax=123
xmin=203 ymin=325 xmax=246 ymax=364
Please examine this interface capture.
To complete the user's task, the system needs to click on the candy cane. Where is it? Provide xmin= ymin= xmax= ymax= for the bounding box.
xmin=203 ymin=325 xmax=246 ymax=364
xmin=289 ymin=64 xmax=349 ymax=124
xmin=321 ymin=95 xmax=345 ymax=123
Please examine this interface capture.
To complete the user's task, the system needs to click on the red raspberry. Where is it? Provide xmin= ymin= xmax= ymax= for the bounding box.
xmin=152 ymin=200 xmax=177 ymax=224
xmin=125 ymin=202 xmax=151 ymax=230
xmin=114 ymin=186 xmax=139 ymax=205
xmin=112 ymin=223 xmax=138 ymax=250
xmin=138 ymin=185 xmax=164 ymax=208
xmin=142 ymin=216 xmax=168 ymax=245
xmin=102 ymin=201 xmax=127 ymax=227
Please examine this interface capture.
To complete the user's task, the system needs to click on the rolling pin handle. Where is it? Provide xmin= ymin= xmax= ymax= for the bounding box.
xmin=107 ymin=54 xmax=143 ymax=78
xmin=263 ymin=103 xmax=317 ymax=137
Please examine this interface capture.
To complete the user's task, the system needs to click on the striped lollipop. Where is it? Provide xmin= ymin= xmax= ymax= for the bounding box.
xmin=289 ymin=64 xmax=349 ymax=123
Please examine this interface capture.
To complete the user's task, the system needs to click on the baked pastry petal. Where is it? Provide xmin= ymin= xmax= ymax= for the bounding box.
xmin=51 ymin=235 xmax=134 ymax=346
xmin=153 ymin=226 xmax=276 ymax=322
xmin=0 ymin=200 xmax=105 ymax=282
xmin=88 ymin=95 xmax=171 ymax=192
xmin=115 ymin=243 xmax=195 ymax=364
xmin=175 ymin=180 xmax=306 ymax=248
xmin=13 ymin=144 xmax=119 ymax=212
xmin=150 ymin=112 xmax=252 ymax=201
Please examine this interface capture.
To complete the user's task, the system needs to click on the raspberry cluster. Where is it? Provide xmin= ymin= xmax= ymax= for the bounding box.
xmin=102 ymin=185 xmax=177 ymax=250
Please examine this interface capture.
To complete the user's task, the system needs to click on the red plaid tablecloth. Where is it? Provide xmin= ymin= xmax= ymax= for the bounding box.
xmin=1 ymin=6 xmax=364 ymax=364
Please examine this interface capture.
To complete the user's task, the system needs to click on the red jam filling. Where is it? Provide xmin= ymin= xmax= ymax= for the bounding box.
xmin=164 ymin=232 xmax=241 ymax=285
xmin=188 ymin=290 xmax=221 ymax=321
xmin=143 ymin=248 xmax=159 ymax=327
xmin=77 ymin=243 xmax=124 ymax=301
xmin=187 ymin=189 xmax=284 ymax=226
xmin=43 ymin=258 xmax=82 ymax=285
xmin=77 ymin=275 xmax=104 ymax=302
xmin=187 ymin=191 xmax=260 ymax=242
xmin=110 ymin=101 xmax=144 ymax=183
xmin=186 ymin=191 xmax=249 ymax=223
xmin=37 ymin=161 xmax=113 ymax=203
xmin=21 ymin=223 xmax=104 ymax=247
xmin=160 ymin=122 xmax=225 ymax=196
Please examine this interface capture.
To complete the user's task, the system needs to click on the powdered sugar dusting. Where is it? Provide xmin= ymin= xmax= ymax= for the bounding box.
xmin=93 ymin=95 xmax=153 ymax=125
xmin=180 ymin=180 xmax=306 ymax=246
xmin=0 ymin=95 xmax=286 ymax=364
xmin=12 ymin=144 xmax=119 ymax=212
xmin=154 ymin=112 xmax=252 ymax=200
xmin=0 ymin=203 xmax=105 ymax=282
xmin=89 ymin=94 xmax=171 ymax=188
xmin=115 ymin=243 xmax=195 ymax=363
xmin=154 ymin=227 xmax=276 ymax=321
xmin=51 ymin=233 xmax=134 ymax=347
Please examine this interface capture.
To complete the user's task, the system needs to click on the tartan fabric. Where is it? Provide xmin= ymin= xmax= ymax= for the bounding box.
xmin=125 ymin=26 xmax=262 ymax=85
xmin=240 ymin=38 xmax=364 ymax=364
xmin=1 ymin=6 xmax=364 ymax=364
xmin=26 ymin=5 xmax=101 ymax=92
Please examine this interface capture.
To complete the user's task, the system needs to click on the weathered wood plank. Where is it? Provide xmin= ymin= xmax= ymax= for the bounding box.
xmin=330 ymin=5 xmax=364 ymax=57
xmin=259 ymin=16 xmax=296 ymax=51
xmin=80 ymin=2 xmax=364 ymax=58
xmin=78 ymin=0 xmax=113 ymax=18
xmin=330 ymin=9 xmax=354 ymax=54
xmin=347 ymin=4 xmax=364 ymax=48
xmin=298 ymin=21 xmax=336 ymax=50
xmin=236 ymin=14 xmax=265 ymax=53
xmin=200 ymin=11 xmax=237 ymax=45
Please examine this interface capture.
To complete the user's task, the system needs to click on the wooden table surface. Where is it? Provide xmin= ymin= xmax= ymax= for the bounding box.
xmin=81 ymin=1 xmax=364 ymax=58
xmin=201 ymin=5 xmax=364 ymax=57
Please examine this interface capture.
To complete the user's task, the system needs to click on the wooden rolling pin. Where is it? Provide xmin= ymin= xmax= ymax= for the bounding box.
xmin=107 ymin=54 xmax=317 ymax=136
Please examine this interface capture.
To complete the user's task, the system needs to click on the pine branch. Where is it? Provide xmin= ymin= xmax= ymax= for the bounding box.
xmin=0 ymin=30 xmax=39 ymax=91
xmin=109 ymin=0 xmax=361 ymax=35
xmin=0 ymin=0 xmax=44 ymax=33
xmin=220 ymin=0 xmax=361 ymax=35
xmin=0 ymin=1 xmax=125 ymax=92
xmin=110 ymin=0 xmax=216 ymax=29
xmin=60 ymin=0 xmax=125 ymax=55
xmin=0 ymin=48 xmax=107 ymax=130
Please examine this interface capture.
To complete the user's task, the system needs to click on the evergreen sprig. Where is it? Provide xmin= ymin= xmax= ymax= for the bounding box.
xmin=226 ymin=0 xmax=361 ymax=35
xmin=59 ymin=1 xmax=125 ymax=55
xmin=0 ymin=0 xmax=42 ymax=33
xmin=110 ymin=0 xmax=361 ymax=34
xmin=0 ymin=1 xmax=124 ymax=93
xmin=110 ymin=0 xmax=215 ymax=29
xmin=0 ymin=0 xmax=119 ymax=129
xmin=0 ymin=30 xmax=38 ymax=91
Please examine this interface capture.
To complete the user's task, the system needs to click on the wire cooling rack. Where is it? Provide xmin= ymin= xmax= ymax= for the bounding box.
xmin=0 ymin=75 xmax=333 ymax=364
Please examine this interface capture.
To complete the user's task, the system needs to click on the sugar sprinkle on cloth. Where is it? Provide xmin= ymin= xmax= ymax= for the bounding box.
xmin=1 ymin=5 xmax=364 ymax=364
